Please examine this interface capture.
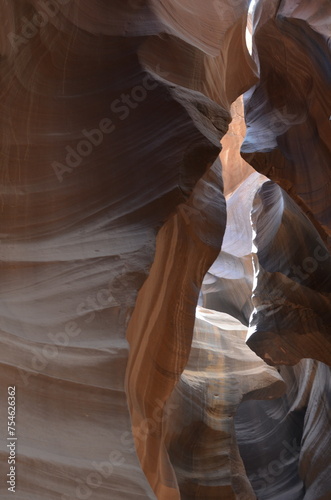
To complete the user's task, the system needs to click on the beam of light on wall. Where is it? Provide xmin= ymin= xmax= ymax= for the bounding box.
xmin=245 ymin=0 xmax=258 ymax=55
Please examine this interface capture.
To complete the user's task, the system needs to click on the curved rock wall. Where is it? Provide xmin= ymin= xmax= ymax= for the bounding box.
xmin=242 ymin=0 xmax=331 ymax=243
xmin=0 ymin=1 xmax=330 ymax=499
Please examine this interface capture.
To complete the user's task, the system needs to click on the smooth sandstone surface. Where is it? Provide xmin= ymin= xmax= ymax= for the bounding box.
xmin=0 ymin=1 xmax=330 ymax=500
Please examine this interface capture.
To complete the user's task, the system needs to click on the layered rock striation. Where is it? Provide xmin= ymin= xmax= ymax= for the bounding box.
xmin=0 ymin=1 xmax=330 ymax=500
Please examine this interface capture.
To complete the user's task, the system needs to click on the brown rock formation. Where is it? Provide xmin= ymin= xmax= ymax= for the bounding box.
xmin=0 ymin=1 xmax=252 ymax=499
xmin=0 ymin=0 xmax=330 ymax=499
xmin=166 ymin=306 xmax=285 ymax=499
xmin=241 ymin=0 xmax=331 ymax=243
xmin=248 ymin=180 xmax=331 ymax=365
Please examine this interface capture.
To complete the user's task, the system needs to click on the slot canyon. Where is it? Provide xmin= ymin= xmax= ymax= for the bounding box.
xmin=0 ymin=1 xmax=330 ymax=499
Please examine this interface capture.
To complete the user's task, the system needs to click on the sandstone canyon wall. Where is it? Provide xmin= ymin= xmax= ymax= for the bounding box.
xmin=0 ymin=1 xmax=330 ymax=500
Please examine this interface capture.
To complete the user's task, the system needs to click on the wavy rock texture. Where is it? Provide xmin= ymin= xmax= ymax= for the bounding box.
xmin=201 ymin=98 xmax=261 ymax=326
xmin=235 ymin=359 xmax=331 ymax=500
xmin=166 ymin=306 xmax=285 ymax=500
xmin=248 ymin=180 xmax=331 ymax=365
xmin=0 ymin=0 xmax=331 ymax=500
xmin=126 ymin=160 xmax=227 ymax=500
xmin=241 ymin=0 xmax=331 ymax=243
xmin=0 ymin=1 xmax=254 ymax=500
xmin=203 ymin=114 xmax=331 ymax=500
xmin=199 ymin=40 xmax=331 ymax=499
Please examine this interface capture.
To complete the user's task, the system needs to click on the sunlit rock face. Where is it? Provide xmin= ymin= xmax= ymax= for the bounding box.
xmin=249 ymin=180 xmax=331 ymax=366
xmin=241 ymin=0 xmax=331 ymax=243
xmin=166 ymin=307 xmax=285 ymax=500
xmin=0 ymin=1 xmax=251 ymax=500
xmin=126 ymin=160 xmax=227 ymax=499
xmin=0 ymin=1 xmax=331 ymax=500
